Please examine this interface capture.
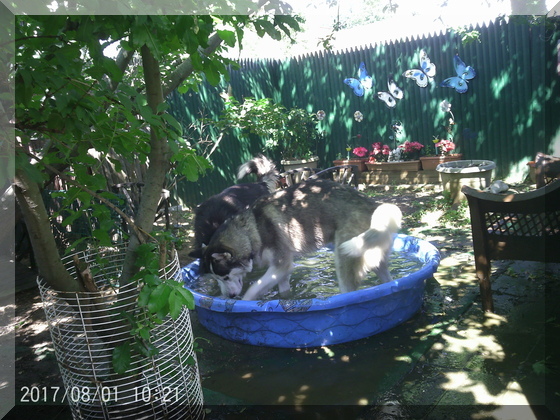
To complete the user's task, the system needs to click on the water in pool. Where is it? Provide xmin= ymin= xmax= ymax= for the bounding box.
xmin=191 ymin=247 xmax=423 ymax=300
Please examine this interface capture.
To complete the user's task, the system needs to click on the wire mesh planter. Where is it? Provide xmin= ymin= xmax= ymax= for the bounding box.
xmin=37 ymin=245 xmax=203 ymax=419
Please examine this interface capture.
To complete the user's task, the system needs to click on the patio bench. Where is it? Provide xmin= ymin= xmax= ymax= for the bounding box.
xmin=462 ymin=180 xmax=560 ymax=312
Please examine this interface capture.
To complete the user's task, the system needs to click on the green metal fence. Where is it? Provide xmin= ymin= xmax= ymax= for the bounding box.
xmin=168 ymin=17 xmax=559 ymax=207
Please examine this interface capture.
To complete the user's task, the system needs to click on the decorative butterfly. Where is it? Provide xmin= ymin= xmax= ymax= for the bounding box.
xmin=377 ymin=75 xmax=404 ymax=108
xmin=402 ymin=49 xmax=436 ymax=88
xmin=343 ymin=62 xmax=374 ymax=97
xmin=440 ymin=54 xmax=476 ymax=93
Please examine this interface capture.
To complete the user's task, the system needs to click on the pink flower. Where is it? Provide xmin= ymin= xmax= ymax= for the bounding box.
xmin=370 ymin=142 xmax=390 ymax=162
xmin=352 ymin=146 xmax=368 ymax=157
xmin=435 ymin=139 xmax=456 ymax=153
xmin=400 ymin=141 xmax=424 ymax=153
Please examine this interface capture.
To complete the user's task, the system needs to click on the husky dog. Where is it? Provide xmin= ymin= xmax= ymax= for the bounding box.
xmin=198 ymin=179 xmax=402 ymax=300
xmin=189 ymin=156 xmax=278 ymax=255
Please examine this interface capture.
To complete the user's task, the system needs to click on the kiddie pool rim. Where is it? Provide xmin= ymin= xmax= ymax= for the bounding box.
xmin=180 ymin=234 xmax=440 ymax=314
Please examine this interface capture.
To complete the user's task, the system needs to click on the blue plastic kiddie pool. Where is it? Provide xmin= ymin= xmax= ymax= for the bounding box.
xmin=180 ymin=234 xmax=440 ymax=348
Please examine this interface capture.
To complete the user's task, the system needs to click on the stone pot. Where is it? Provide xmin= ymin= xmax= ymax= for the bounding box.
xmin=436 ymin=160 xmax=496 ymax=204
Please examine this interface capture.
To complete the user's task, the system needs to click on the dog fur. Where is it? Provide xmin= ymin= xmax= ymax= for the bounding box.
xmin=198 ymin=179 xmax=402 ymax=300
xmin=189 ymin=156 xmax=278 ymax=256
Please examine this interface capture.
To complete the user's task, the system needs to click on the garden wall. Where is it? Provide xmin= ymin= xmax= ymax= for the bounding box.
xmin=168 ymin=17 xmax=560 ymax=207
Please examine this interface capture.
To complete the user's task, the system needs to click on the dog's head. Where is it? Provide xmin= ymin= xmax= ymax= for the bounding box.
xmin=200 ymin=248 xmax=254 ymax=298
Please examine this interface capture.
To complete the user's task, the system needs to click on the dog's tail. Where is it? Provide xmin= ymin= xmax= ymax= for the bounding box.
xmin=338 ymin=203 xmax=402 ymax=258
xmin=237 ymin=155 xmax=279 ymax=193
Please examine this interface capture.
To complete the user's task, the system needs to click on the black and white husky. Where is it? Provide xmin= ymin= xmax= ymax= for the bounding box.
xmin=197 ymin=179 xmax=402 ymax=300
xmin=189 ymin=155 xmax=278 ymax=256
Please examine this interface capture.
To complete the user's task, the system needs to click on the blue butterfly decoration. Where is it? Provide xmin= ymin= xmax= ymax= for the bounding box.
xmin=402 ymin=49 xmax=436 ymax=88
xmin=440 ymin=54 xmax=476 ymax=93
xmin=377 ymin=75 xmax=403 ymax=108
xmin=343 ymin=62 xmax=374 ymax=97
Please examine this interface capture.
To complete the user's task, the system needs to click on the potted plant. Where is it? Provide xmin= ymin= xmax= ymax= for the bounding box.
xmin=333 ymin=135 xmax=371 ymax=172
xmin=421 ymin=100 xmax=463 ymax=170
xmin=420 ymin=138 xmax=463 ymax=170
xmin=365 ymin=141 xmax=422 ymax=172
xmin=215 ymin=98 xmax=321 ymax=170
xmin=277 ymin=107 xmax=321 ymax=170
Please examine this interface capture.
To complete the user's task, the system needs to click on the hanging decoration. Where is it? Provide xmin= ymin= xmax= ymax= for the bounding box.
xmin=343 ymin=61 xmax=374 ymax=97
xmin=440 ymin=54 xmax=476 ymax=93
xmin=402 ymin=49 xmax=437 ymax=88
xmin=377 ymin=75 xmax=404 ymax=108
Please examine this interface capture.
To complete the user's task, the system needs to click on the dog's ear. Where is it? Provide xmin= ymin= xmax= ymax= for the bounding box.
xmin=211 ymin=252 xmax=232 ymax=262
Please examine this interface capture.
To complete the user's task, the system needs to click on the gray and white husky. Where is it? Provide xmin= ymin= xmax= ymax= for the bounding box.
xmin=197 ymin=179 xmax=402 ymax=300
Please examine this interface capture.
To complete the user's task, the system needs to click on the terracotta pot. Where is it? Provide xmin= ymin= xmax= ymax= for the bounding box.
xmin=332 ymin=158 xmax=368 ymax=172
xmin=365 ymin=160 xmax=421 ymax=172
xmin=420 ymin=154 xmax=463 ymax=171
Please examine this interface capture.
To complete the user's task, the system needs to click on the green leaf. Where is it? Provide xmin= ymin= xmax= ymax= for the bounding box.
xmin=147 ymin=283 xmax=171 ymax=314
xmin=217 ymin=29 xmax=236 ymax=47
xmin=112 ymin=342 xmax=131 ymax=374
xmin=138 ymin=327 xmax=150 ymax=341
xmin=172 ymin=283 xmax=195 ymax=310
xmin=138 ymin=286 xmax=152 ymax=307
xmin=168 ymin=291 xmax=183 ymax=319
xmin=92 ymin=229 xmax=112 ymax=246
xmin=47 ymin=112 xmax=65 ymax=131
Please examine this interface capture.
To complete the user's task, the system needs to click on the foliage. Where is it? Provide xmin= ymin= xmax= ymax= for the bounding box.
xmin=213 ymin=97 xmax=321 ymax=160
xmin=14 ymin=14 xmax=301 ymax=373
xmin=454 ymin=26 xmax=482 ymax=45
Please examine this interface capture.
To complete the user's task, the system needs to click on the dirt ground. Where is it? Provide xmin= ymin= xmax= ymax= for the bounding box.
xmin=8 ymin=184 xmax=464 ymax=415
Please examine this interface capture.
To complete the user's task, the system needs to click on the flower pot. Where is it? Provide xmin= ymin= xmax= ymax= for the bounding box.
xmin=420 ymin=154 xmax=463 ymax=171
xmin=436 ymin=160 xmax=496 ymax=204
xmin=333 ymin=158 xmax=368 ymax=172
xmin=37 ymin=247 xmax=203 ymax=419
xmin=281 ymin=156 xmax=319 ymax=171
xmin=365 ymin=160 xmax=421 ymax=172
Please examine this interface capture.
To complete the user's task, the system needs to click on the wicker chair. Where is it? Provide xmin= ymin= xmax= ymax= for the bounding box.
xmin=462 ymin=180 xmax=560 ymax=312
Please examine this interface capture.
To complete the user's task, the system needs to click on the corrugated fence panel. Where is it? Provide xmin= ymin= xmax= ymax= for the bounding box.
xmin=169 ymin=17 xmax=558 ymax=207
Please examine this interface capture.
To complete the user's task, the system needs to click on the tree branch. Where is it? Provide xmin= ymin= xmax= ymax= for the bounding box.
xmin=162 ymin=32 xmax=224 ymax=97
xmin=25 ymin=150 xmax=153 ymax=243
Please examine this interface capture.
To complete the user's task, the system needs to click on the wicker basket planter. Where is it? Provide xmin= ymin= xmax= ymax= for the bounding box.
xmin=38 ymin=246 xmax=203 ymax=419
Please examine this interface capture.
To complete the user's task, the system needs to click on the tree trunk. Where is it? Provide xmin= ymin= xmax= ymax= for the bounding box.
xmin=13 ymin=167 xmax=82 ymax=292
xmin=119 ymin=44 xmax=171 ymax=286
